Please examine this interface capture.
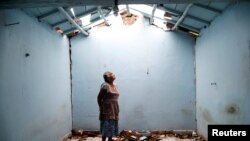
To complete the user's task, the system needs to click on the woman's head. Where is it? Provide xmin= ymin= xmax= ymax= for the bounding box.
xmin=103 ymin=71 xmax=116 ymax=83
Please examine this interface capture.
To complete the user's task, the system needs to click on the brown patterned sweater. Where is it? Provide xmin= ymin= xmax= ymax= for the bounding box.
xmin=98 ymin=82 xmax=119 ymax=120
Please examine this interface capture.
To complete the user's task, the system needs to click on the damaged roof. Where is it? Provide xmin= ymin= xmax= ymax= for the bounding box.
xmin=0 ymin=0 xmax=247 ymax=37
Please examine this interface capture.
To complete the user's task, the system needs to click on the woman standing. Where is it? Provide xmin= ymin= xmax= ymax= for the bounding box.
xmin=98 ymin=71 xmax=120 ymax=141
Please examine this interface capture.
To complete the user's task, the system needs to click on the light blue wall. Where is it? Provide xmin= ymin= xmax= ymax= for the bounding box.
xmin=0 ymin=10 xmax=72 ymax=141
xmin=71 ymin=15 xmax=196 ymax=130
xmin=195 ymin=2 xmax=250 ymax=138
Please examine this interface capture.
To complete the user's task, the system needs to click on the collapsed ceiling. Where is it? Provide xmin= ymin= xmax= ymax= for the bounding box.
xmin=0 ymin=0 xmax=247 ymax=37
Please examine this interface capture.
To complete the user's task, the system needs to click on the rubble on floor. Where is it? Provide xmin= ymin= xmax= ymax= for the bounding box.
xmin=65 ymin=129 xmax=206 ymax=141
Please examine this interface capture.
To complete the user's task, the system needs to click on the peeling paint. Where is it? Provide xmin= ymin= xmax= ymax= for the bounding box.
xmin=225 ymin=103 xmax=240 ymax=114
xmin=201 ymin=108 xmax=214 ymax=123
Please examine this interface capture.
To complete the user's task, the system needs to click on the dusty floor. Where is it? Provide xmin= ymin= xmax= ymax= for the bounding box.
xmin=66 ymin=137 xmax=194 ymax=141
xmin=65 ymin=130 xmax=205 ymax=141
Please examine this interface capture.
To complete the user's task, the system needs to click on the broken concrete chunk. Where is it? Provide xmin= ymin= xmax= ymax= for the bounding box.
xmin=113 ymin=136 xmax=125 ymax=141
xmin=71 ymin=129 xmax=83 ymax=136
xmin=139 ymin=136 xmax=147 ymax=141
xmin=147 ymin=134 xmax=160 ymax=141
xmin=120 ymin=130 xmax=140 ymax=141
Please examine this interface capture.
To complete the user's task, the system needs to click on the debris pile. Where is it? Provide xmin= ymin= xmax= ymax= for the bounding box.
xmin=120 ymin=130 xmax=141 ymax=140
xmin=65 ymin=129 xmax=206 ymax=141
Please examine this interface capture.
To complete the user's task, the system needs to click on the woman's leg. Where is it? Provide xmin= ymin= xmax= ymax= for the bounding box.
xmin=108 ymin=137 xmax=112 ymax=141
xmin=102 ymin=136 xmax=106 ymax=141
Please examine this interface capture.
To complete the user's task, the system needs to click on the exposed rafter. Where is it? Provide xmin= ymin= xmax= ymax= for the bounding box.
xmin=172 ymin=3 xmax=193 ymax=30
xmin=129 ymin=6 xmax=199 ymax=33
xmin=62 ymin=6 xmax=124 ymax=35
xmin=158 ymin=6 xmax=210 ymax=25
xmin=150 ymin=4 xmax=157 ymax=24
xmin=126 ymin=4 xmax=131 ymax=16
xmin=52 ymin=8 xmax=97 ymax=28
xmin=167 ymin=19 xmax=200 ymax=33
xmin=58 ymin=7 xmax=89 ymax=36
xmin=0 ymin=0 xmax=247 ymax=9
xmin=98 ymin=6 xmax=110 ymax=26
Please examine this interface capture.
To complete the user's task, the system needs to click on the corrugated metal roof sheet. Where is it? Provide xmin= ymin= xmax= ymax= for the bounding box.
xmin=20 ymin=1 xmax=233 ymax=37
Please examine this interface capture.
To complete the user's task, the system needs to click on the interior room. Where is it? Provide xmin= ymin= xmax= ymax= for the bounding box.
xmin=0 ymin=0 xmax=249 ymax=141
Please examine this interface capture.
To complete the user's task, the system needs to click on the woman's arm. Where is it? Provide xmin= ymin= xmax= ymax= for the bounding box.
xmin=97 ymin=88 xmax=106 ymax=110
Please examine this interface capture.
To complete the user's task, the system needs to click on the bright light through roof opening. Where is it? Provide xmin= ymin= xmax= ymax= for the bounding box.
xmin=118 ymin=5 xmax=126 ymax=10
xmin=153 ymin=18 xmax=168 ymax=30
xmin=80 ymin=14 xmax=91 ymax=26
xmin=130 ymin=5 xmax=152 ymax=15
xmin=155 ymin=9 xmax=165 ymax=19
xmin=155 ymin=8 xmax=172 ymax=20
xmin=70 ymin=8 xmax=75 ymax=17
